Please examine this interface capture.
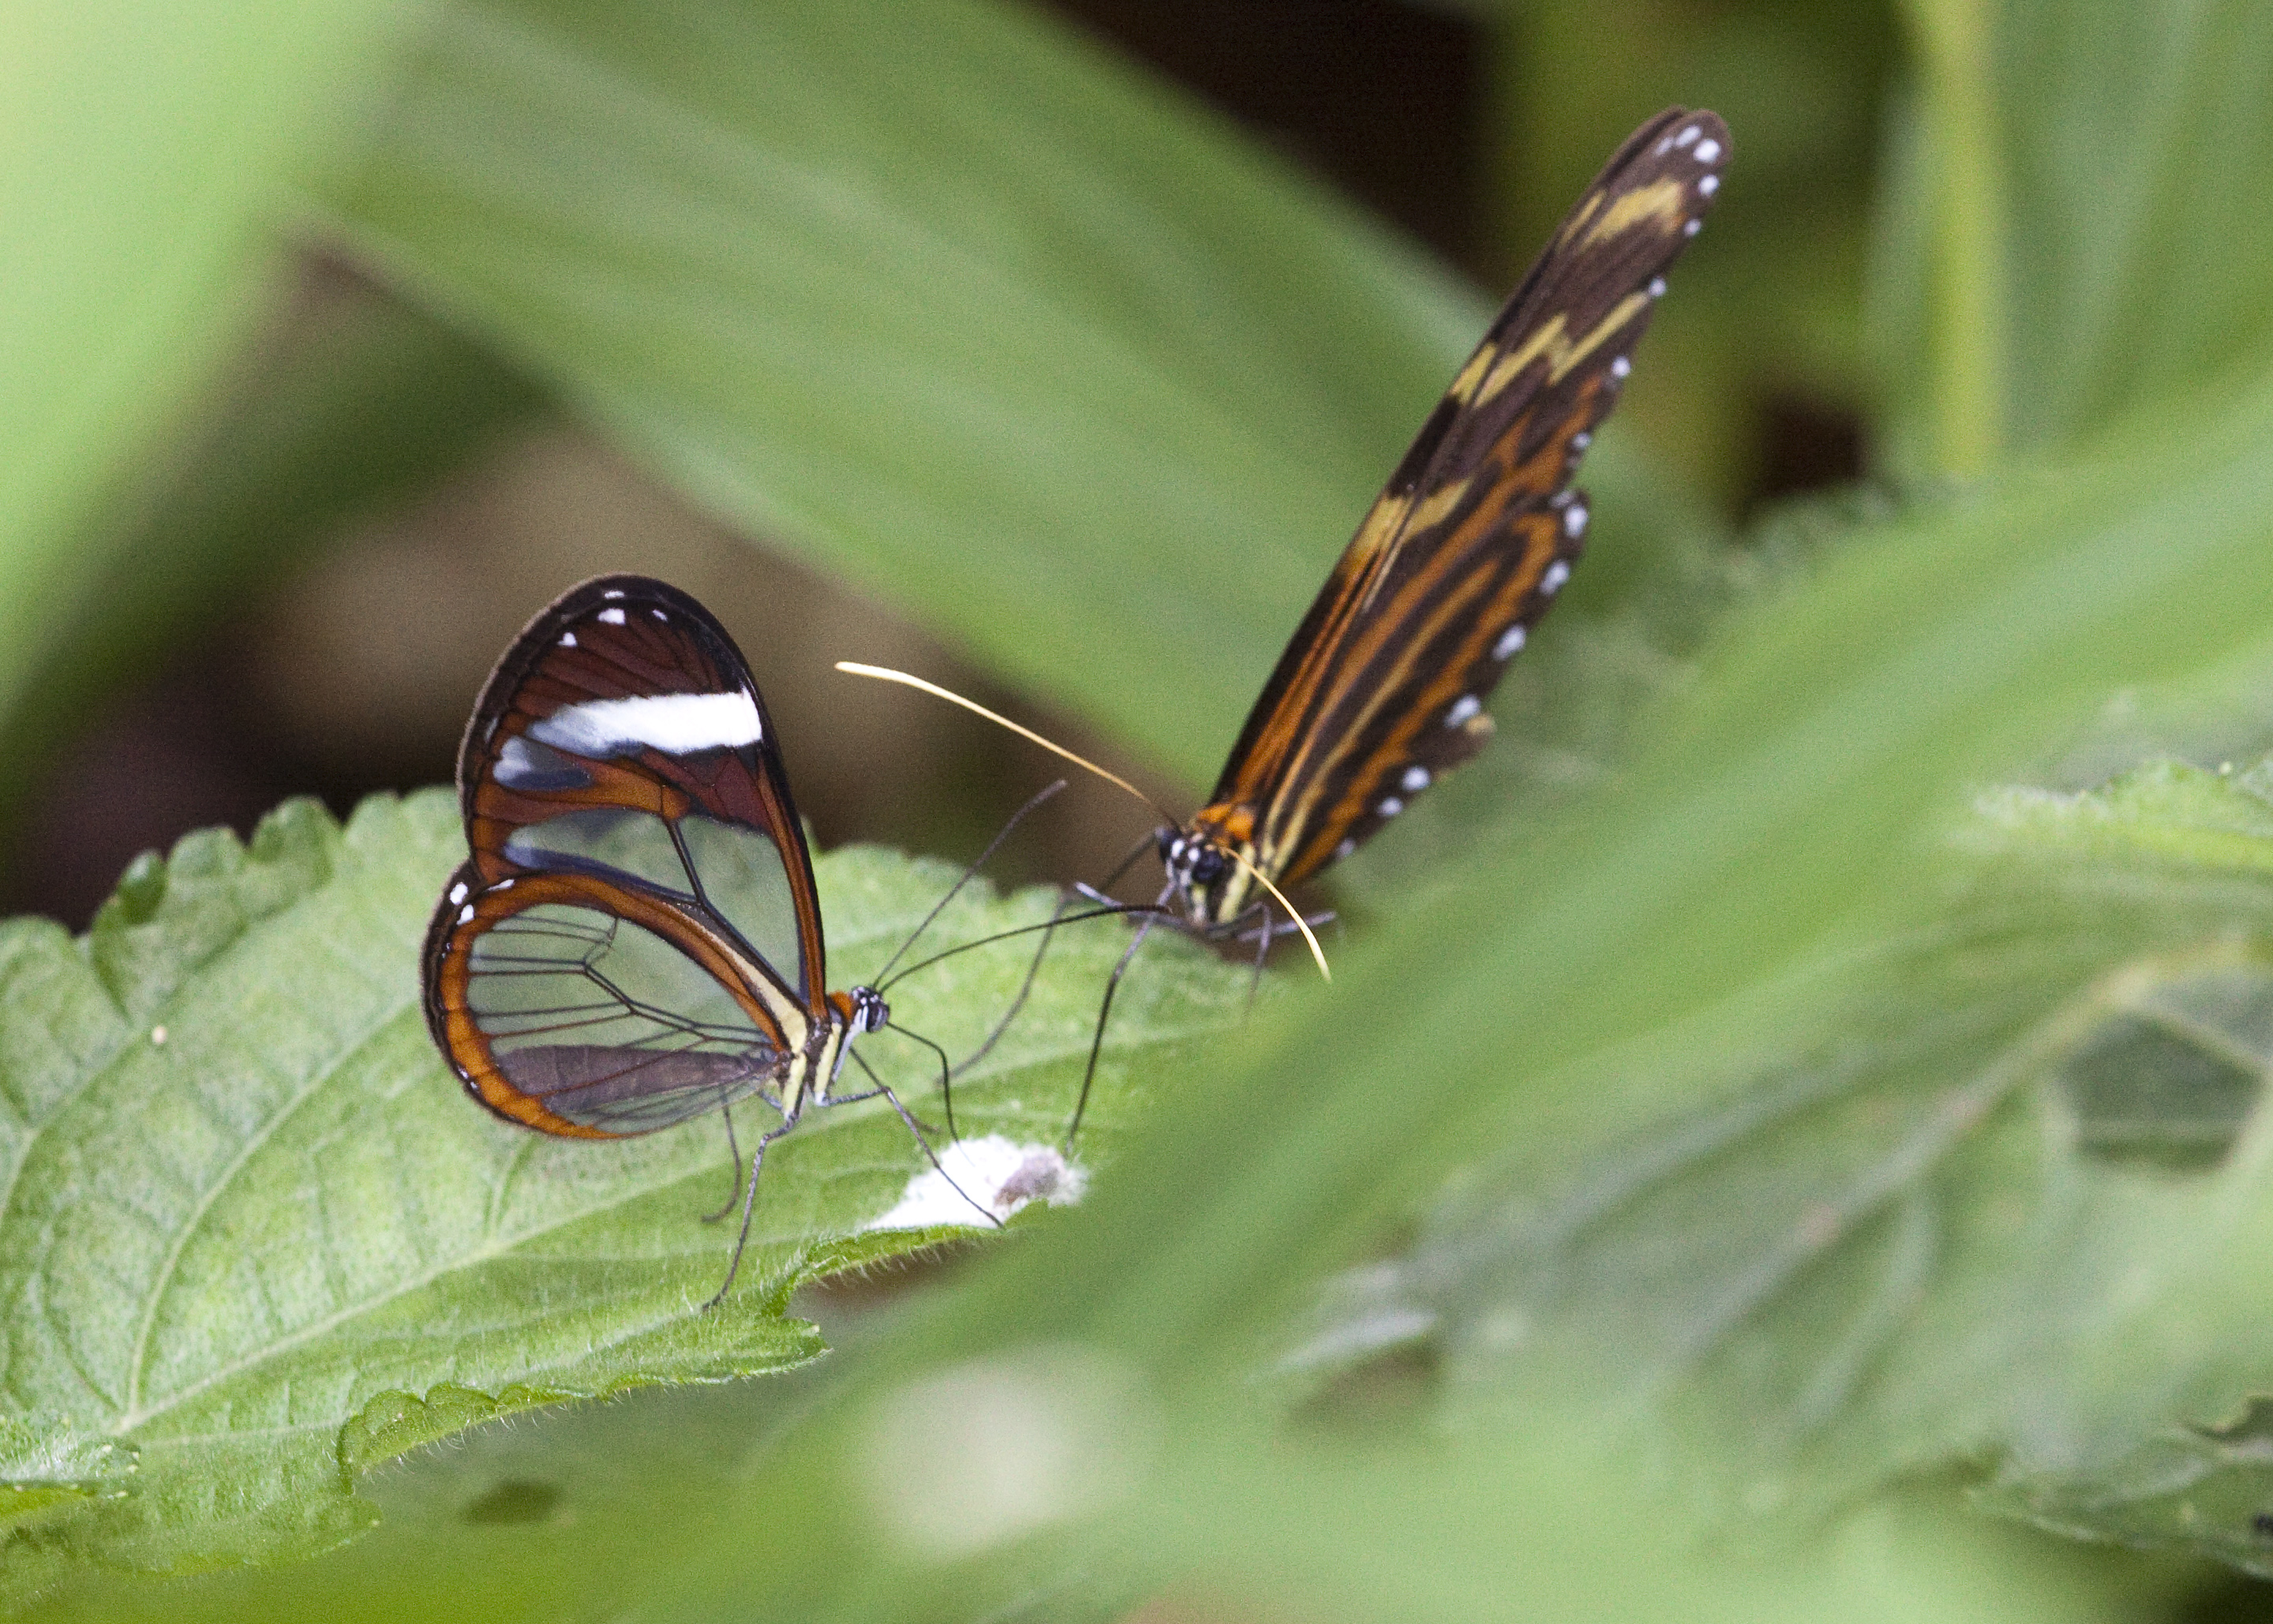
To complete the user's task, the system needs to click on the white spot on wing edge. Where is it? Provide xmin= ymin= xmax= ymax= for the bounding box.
xmin=1445 ymin=694 xmax=1482 ymax=727
xmin=863 ymin=1136 xmax=1088 ymax=1231
xmin=597 ymin=606 xmax=627 ymax=625
xmin=1675 ymin=124 xmax=1700 ymax=148
xmin=1562 ymin=503 xmax=1587 ymax=538
xmin=1493 ymin=625 xmax=1526 ymax=660
xmin=530 ymin=689 xmax=763 ymax=756
xmin=1694 ymin=137 xmax=1722 ymax=164
xmin=1376 ymin=796 xmax=1404 ymax=818
xmin=1401 ymin=765 xmax=1430 ymax=793
xmin=1609 ymin=355 xmax=1631 ymax=380
xmin=559 ymin=631 xmax=577 ymax=647
xmin=1541 ymin=559 xmax=1571 ymax=595
xmin=1698 ymin=174 xmax=1720 ymax=197
xmin=1334 ymin=837 xmax=1357 ymax=860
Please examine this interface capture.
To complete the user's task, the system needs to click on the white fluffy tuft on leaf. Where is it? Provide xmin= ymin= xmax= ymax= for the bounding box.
xmin=864 ymin=1136 xmax=1088 ymax=1231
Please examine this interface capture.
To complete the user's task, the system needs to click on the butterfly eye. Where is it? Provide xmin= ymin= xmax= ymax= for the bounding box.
xmin=1186 ymin=847 xmax=1230 ymax=888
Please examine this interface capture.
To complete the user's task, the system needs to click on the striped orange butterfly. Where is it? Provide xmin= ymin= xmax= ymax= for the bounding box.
xmin=1156 ymin=107 xmax=1730 ymax=934
xmin=844 ymin=109 xmax=1729 ymax=1141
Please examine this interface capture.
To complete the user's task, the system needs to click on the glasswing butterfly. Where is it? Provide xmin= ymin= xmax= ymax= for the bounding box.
xmin=844 ymin=107 xmax=1728 ymax=1132
xmin=424 ymin=574 xmax=1001 ymax=1305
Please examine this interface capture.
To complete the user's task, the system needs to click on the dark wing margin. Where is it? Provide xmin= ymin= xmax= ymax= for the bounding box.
xmin=423 ymin=573 xmax=839 ymax=1141
xmin=1201 ymin=107 xmax=1729 ymax=884
xmin=455 ymin=573 xmax=833 ymax=1011
xmin=424 ymin=866 xmax=792 ymax=1138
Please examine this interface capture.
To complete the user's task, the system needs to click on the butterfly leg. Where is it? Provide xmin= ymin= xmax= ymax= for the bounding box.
xmin=951 ymin=887 xmax=1076 ymax=1081
xmin=1216 ymin=901 xmax=1333 ymax=1012
xmin=880 ymin=1021 xmax=956 ymax=1139
xmin=698 ymin=1099 xmax=745 ymax=1224
xmin=1245 ymin=900 xmax=1273 ymax=1012
xmin=1065 ymin=896 xmax=1165 ymax=1152
xmin=841 ymin=1048 xmax=1004 ymax=1228
xmin=1066 ymin=828 xmax=1162 ymax=912
xmin=704 ymin=1113 xmax=797 ymax=1310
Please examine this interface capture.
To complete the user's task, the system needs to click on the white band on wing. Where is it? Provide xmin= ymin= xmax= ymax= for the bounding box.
xmin=530 ymin=690 xmax=762 ymax=757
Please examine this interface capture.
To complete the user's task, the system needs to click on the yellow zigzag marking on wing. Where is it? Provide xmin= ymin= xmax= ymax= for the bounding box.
xmin=1579 ymin=175 xmax=1690 ymax=247
xmin=1474 ymin=289 xmax=1650 ymax=403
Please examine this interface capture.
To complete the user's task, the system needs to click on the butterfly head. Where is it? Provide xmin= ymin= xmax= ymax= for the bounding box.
xmin=1159 ymin=821 xmax=1246 ymax=926
xmin=837 ymin=985 xmax=890 ymax=1037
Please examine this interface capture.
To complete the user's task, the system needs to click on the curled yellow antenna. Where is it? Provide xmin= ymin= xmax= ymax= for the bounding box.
xmin=837 ymin=660 xmax=1330 ymax=982
xmin=835 ymin=662 xmax=1179 ymax=826
xmin=1223 ymin=846 xmax=1331 ymax=982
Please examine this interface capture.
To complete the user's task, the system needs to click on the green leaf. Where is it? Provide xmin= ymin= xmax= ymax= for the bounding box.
xmin=29 ymin=365 xmax=2265 ymax=1624
xmin=312 ymin=0 xmax=1699 ymax=783
xmin=1301 ymin=750 xmax=2273 ymax=1562
xmin=0 ymin=0 xmax=430 ymax=735
xmin=0 ymin=291 xmax=545 ymax=848
xmin=1877 ymin=0 xmax=2273 ymax=473
xmin=0 ymin=790 xmax=1249 ymax=1585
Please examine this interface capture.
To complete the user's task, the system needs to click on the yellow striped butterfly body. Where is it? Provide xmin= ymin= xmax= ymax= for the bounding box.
xmin=423 ymin=574 xmax=899 ymax=1300
xmin=1161 ymin=107 xmax=1729 ymax=930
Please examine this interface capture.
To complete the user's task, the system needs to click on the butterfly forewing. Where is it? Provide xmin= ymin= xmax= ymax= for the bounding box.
xmin=1187 ymin=108 xmax=1728 ymax=919
xmin=424 ymin=575 xmax=834 ymax=1139
xmin=459 ymin=575 xmax=827 ymax=1005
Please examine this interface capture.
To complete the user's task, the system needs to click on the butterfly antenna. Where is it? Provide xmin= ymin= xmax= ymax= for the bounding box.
xmin=837 ymin=663 xmax=1182 ymax=828
xmin=949 ymin=830 xmax=1157 ymax=1077
xmin=878 ymin=901 xmax=1163 ymax=993
xmin=872 ymin=776 xmax=1068 ymax=986
xmin=1224 ymin=848 xmax=1331 ymax=981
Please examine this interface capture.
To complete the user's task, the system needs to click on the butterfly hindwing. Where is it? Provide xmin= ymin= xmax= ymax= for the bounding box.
xmin=424 ymin=576 xmax=832 ymax=1138
xmin=1187 ymin=108 xmax=1728 ymax=915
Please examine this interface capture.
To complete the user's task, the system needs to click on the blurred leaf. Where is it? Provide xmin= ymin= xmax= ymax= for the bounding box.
xmin=0 ymin=283 xmax=546 ymax=859
xmin=1877 ymin=0 xmax=2273 ymax=473
xmin=313 ymin=0 xmax=1704 ymax=786
xmin=0 ymin=0 xmax=432 ymax=735
xmin=595 ymin=354 xmax=2273 ymax=1622
xmin=1308 ymin=757 xmax=2273 ymax=1557
xmin=0 ymin=790 xmax=1247 ymax=1586
xmin=355 ymin=362 xmax=2273 ymax=1622
xmin=1335 ymin=485 xmax=1849 ymax=919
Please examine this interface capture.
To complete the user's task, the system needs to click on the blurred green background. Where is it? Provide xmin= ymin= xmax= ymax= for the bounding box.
xmin=0 ymin=0 xmax=1870 ymax=933
xmin=15 ymin=0 xmax=2273 ymax=1619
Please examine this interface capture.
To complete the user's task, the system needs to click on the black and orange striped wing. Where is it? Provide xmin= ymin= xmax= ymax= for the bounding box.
xmin=1185 ymin=108 xmax=1728 ymax=919
xmin=422 ymin=575 xmax=829 ymax=1137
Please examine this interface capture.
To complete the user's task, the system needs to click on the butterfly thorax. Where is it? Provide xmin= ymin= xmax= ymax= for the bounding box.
xmin=1160 ymin=806 xmax=1260 ymax=928
xmin=801 ymin=986 xmax=887 ymax=1109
